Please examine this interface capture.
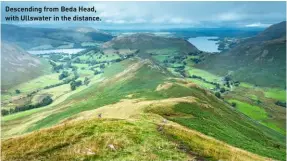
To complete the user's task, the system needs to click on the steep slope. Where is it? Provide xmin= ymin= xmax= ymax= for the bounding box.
xmin=2 ymin=58 xmax=285 ymax=160
xmin=1 ymin=42 xmax=51 ymax=90
xmin=196 ymin=21 xmax=286 ymax=88
xmin=1 ymin=24 xmax=113 ymax=50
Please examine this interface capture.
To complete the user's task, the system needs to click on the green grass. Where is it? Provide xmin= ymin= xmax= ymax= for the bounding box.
xmin=146 ymin=48 xmax=178 ymax=56
xmin=25 ymin=60 xmax=167 ymax=131
xmin=151 ymin=55 xmax=168 ymax=62
xmin=8 ymin=73 xmax=61 ymax=94
xmin=2 ymin=54 xmax=285 ymax=161
xmin=188 ymin=68 xmax=221 ymax=83
xmin=240 ymin=82 xmax=254 ymax=89
xmin=264 ymin=88 xmax=286 ymax=102
xmin=170 ymin=63 xmax=184 ymax=68
xmin=188 ymin=78 xmax=216 ymax=89
xmin=228 ymin=99 xmax=268 ymax=121
xmin=2 ymin=107 xmax=48 ymax=122
xmin=147 ymin=101 xmax=286 ymax=160
xmin=248 ymin=94 xmax=259 ymax=101
xmin=2 ymin=118 xmax=190 ymax=161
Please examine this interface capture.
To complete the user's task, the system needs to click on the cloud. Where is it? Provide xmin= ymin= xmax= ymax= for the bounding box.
xmin=245 ymin=22 xmax=272 ymax=27
xmin=1 ymin=1 xmax=285 ymax=28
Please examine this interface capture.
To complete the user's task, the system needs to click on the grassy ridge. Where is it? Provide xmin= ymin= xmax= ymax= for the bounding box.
xmin=3 ymin=114 xmax=273 ymax=161
xmin=12 ymin=60 xmax=286 ymax=160
xmin=146 ymin=101 xmax=286 ymax=160
xmin=2 ymin=118 xmax=190 ymax=161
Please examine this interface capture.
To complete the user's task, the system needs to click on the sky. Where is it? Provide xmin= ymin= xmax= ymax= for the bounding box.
xmin=1 ymin=1 xmax=286 ymax=29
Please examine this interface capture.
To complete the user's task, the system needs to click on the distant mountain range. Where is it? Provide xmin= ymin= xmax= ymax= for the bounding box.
xmin=196 ymin=21 xmax=286 ymax=88
xmin=1 ymin=24 xmax=113 ymax=50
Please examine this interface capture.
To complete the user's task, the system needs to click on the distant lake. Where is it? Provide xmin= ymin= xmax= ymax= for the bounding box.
xmin=27 ymin=48 xmax=85 ymax=55
xmin=188 ymin=37 xmax=219 ymax=52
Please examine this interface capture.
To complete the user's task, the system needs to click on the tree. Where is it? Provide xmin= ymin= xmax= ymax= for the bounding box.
xmin=231 ymin=102 xmax=236 ymax=107
xmin=70 ymin=81 xmax=76 ymax=91
xmin=73 ymin=57 xmax=81 ymax=63
xmin=1 ymin=109 xmax=9 ymax=116
xmin=40 ymin=96 xmax=53 ymax=106
xmin=100 ymin=64 xmax=105 ymax=69
xmin=275 ymin=101 xmax=285 ymax=107
xmin=59 ymin=71 xmax=69 ymax=80
xmin=84 ymin=77 xmax=90 ymax=86
xmin=94 ymin=70 xmax=101 ymax=75
xmin=70 ymin=80 xmax=82 ymax=91
xmin=15 ymin=89 xmax=21 ymax=94
xmin=220 ymin=88 xmax=226 ymax=93
xmin=215 ymin=92 xmax=221 ymax=98
xmin=75 ymin=80 xmax=82 ymax=87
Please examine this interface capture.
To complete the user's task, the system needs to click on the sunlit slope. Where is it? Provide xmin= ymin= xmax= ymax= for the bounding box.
xmin=2 ymin=115 xmax=273 ymax=161
xmin=2 ymin=58 xmax=285 ymax=160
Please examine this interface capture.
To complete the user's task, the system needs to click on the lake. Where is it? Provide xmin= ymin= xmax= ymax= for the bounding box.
xmin=27 ymin=48 xmax=85 ymax=55
xmin=188 ymin=37 xmax=219 ymax=52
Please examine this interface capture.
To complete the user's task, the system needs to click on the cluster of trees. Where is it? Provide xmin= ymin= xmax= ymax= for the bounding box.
xmin=71 ymin=48 xmax=99 ymax=59
xmin=49 ymin=54 xmax=64 ymax=62
xmin=190 ymin=57 xmax=202 ymax=64
xmin=15 ymin=89 xmax=21 ymax=94
xmin=174 ymin=67 xmax=186 ymax=77
xmin=44 ymin=73 xmax=79 ymax=90
xmin=190 ymin=75 xmax=221 ymax=89
xmin=163 ymin=55 xmax=187 ymax=65
xmin=188 ymin=51 xmax=201 ymax=56
xmin=84 ymin=77 xmax=90 ymax=86
xmin=222 ymin=75 xmax=240 ymax=88
xmin=215 ymin=92 xmax=221 ymax=98
xmin=94 ymin=70 xmax=103 ymax=75
xmin=70 ymin=80 xmax=82 ymax=91
xmin=49 ymin=61 xmax=64 ymax=73
xmin=59 ymin=71 xmax=69 ymax=80
xmin=1 ymin=96 xmax=53 ymax=116
xmin=275 ymin=101 xmax=286 ymax=107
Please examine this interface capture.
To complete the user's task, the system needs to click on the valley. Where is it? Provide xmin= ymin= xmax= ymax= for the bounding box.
xmin=1 ymin=22 xmax=286 ymax=161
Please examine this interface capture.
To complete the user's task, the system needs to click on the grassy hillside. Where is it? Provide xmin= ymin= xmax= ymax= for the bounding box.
xmin=103 ymin=33 xmax=199 ymax=55
xmin=196 ymin=21 xmax=286 ymax=88
xmin=2 ymin=115 xmax=273 ymax=161
xmin=2 ymin=58 xmax=285 ymax=160
xmin=1 ymin=42 xmax=51 ymax=90
xmin=1 ymin=29 xmax=286 ymax=161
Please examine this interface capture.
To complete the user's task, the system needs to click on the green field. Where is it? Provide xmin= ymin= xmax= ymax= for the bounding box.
xmin=188 ymin=78 xmax=216 ymax=89
xmin=188 ymin=68 xmax=221 ymax=83
xmin=264 ymin=88 xmax=286 ymax=102
xmin=228 ymin=99 xmax=268 ymax=120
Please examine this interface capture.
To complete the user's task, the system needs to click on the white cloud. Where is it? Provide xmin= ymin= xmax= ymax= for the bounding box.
xmin=245 ymin=22 xmax=271 ymax=27
xmin=2 ymin=1 xmax=285 ymax=28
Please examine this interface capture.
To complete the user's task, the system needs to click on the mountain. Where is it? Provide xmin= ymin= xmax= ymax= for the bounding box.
xmin=2 ymin=58 xmax=286 ymax=160
xmin=1 ymin=24 xmax=113 ymax=50
xmin=1 ymin=42 xmax=51 ymax=90
xmin=196 ymin=21 xmax=286 ymax=88
xmin=103 ymin=33 xmax=199 ymax=54
xmin=1 ymin=30 xmax=285 ymax=161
